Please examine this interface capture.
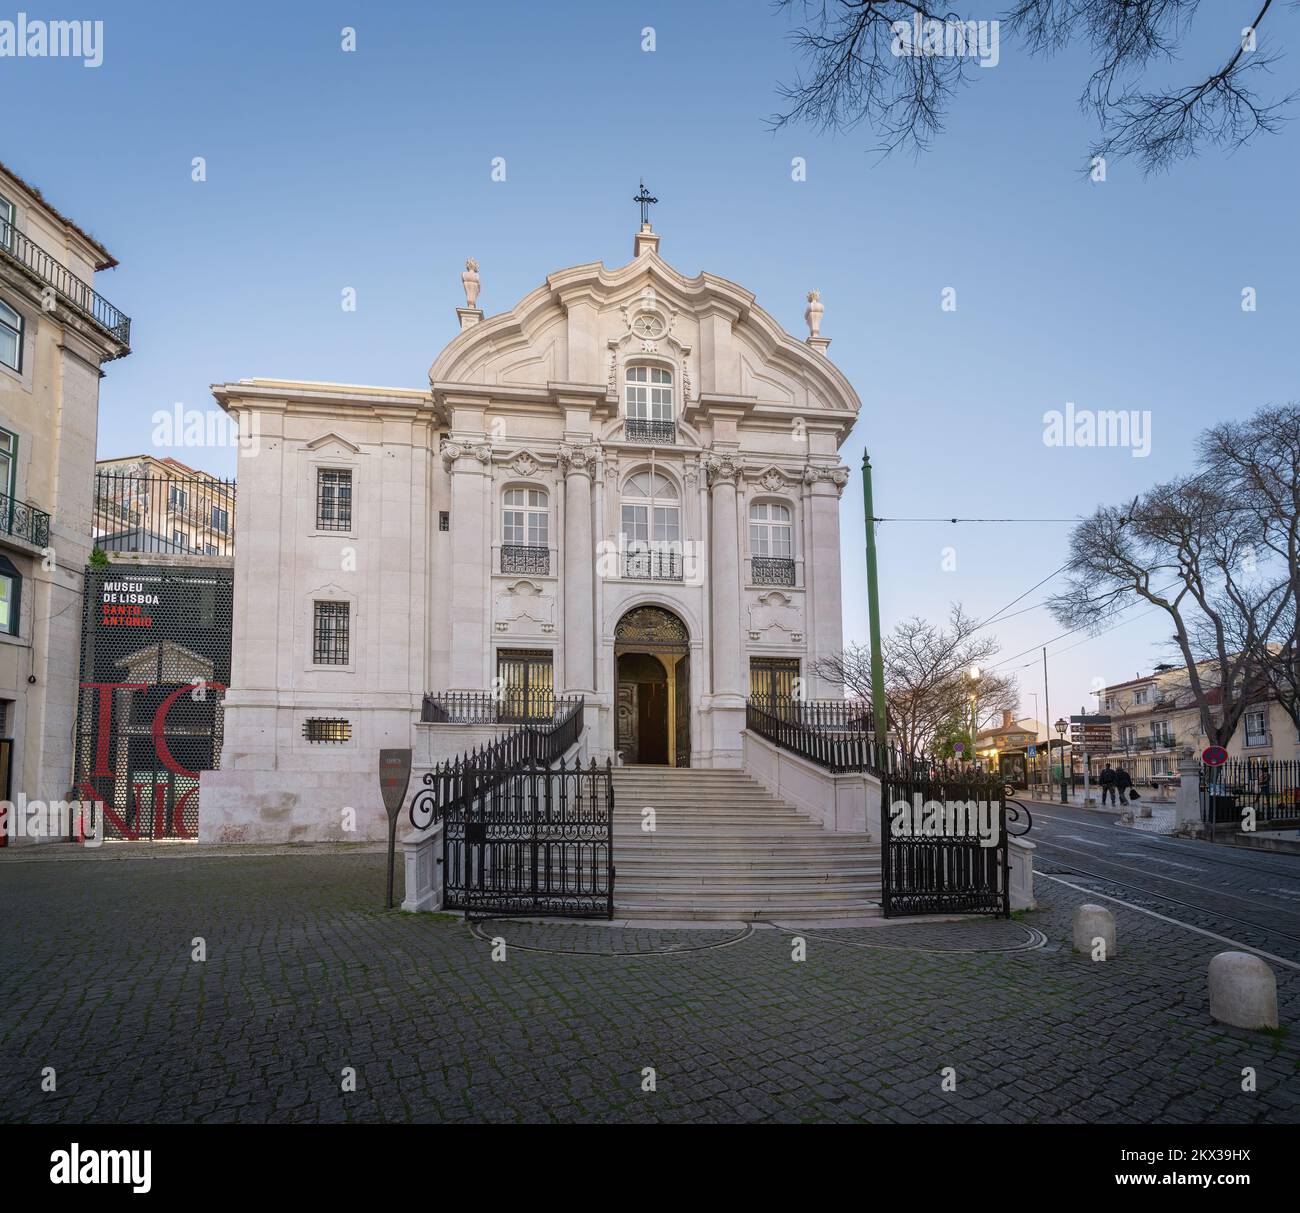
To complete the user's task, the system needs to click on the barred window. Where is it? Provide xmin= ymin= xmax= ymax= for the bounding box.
xmin=317 ymin=469 xmax=352 ymax=531
xmin=303 ymin=718 xmax=351 ymax=743
xmin=313 ymin=601 xmax=350 ymax=665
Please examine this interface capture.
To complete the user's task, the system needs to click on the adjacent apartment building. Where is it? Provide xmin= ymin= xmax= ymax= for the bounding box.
xmin=94 ymin=454 xmax=235 ymax=556
xmin=0 ymin=162 xmax=130 ymax=828
xmin=1099 ymin=664 xmax=1299 ymax=783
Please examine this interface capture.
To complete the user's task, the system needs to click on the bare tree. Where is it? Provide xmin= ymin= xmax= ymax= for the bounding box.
xmin=1049 ymin=421 xmax=1292 ymax=746
xmin=813 ymin=604 xmax=1019 ymax=755
xmin=1197 ymin=404 xmax=1300 ymax=729
xmin=771 ymin=0 xmax=1296 ymax=173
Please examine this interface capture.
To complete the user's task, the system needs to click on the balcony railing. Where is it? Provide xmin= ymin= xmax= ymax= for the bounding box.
xmin=501 ymin=543 xmax=550 ymax=574
xmin=624 ymin=418 xmax=676 ymax=444
xmin=0 ymin=491 xmax=51 ymax=548
xmin=93 ymin=470 xmax=236 ymax=556
xmin=421 ymin=690 xmax=568 ymax=725
xmin=0 ymin=219 xmax=131 ymax=349
xmin=623 ymin=545 xmax=684 ymax=581
xmin=1115 ymin=734 xmax=1179 ymax=754
xmin=751 ymin=555 xmax=796 ymax=586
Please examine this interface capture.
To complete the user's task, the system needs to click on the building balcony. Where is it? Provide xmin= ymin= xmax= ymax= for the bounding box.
xmin=751 ymin=555 xmax=796 ymax=586
xmin=501 ymin=543 xmax=550 ymax=575
xmin=623 ymin=545 xmax=684 ymax=581
xmin=624 ymin=418 xmax=676 ymax=445
xmin=1 ymin=219 xmax=131 ymax=350
xmin=0 ymin=491 xmax=51 ymax=549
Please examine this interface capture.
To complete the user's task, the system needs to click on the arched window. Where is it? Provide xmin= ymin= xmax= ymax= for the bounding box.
xmin=502 ymin=488 xmax=550 ymax=574
xmin=625 ymin=366 xmax=673 ymax=421
xmin=621 ymin=471 xmax=682 ymax=580
xmin=749 ymin=501 xmax=796 ymax=586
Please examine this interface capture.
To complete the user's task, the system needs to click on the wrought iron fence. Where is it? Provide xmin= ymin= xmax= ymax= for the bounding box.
xmin=0 ymin=218 xmax=131 ymax=348
xmin=751 ymin=556 xmax=796 ymax=586
xmin=409 ymin=697 xmax=612 ymax=918
xmin=752 ymin=695 xmax=872 ymax=732
xmin=1200 ymin=758 xmax=1300 ymax=826
xmin=745 ymin=698 xmax=877 ymax=772
xmin=412 ymin=696 xmax=585 ymax=825
xmin=500 ymin=543 xmax=550 ymax=574
xmin=93 ymin=470 xmax=236 ymax=556
xmin=623 ymin=545 xmax=683 ymax=581
xmin=0 ymin=490 xmax=51 ymax=548
xmin=421 ymin=689 xmax=568 ymax=725
xmin=625 ymin=418 xmax=676 ymax=444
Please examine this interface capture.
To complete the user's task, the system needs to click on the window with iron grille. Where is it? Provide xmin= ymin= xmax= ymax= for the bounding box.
xmin=750 ymin=657 xmax=801 ymax=702
xmin=317 ymin=468 xmax=353 ymax=531
xmin=439 ymin=511 xmax=450 ymax=532
xmin=303 ymin=718 xmax=352 ymax=743
xmin=313 ymin=600 xmax=350 ymax=664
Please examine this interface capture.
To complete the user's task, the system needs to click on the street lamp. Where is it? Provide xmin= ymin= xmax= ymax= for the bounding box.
xmin=1055 ymin=717 xmax=1069 ymax=803
xmin=968 ymin=666 xmax=982 ymax=766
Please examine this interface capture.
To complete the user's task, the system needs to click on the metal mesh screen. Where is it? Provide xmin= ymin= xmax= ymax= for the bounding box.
xmin=75 ymin=564 xmax=234 ymax=840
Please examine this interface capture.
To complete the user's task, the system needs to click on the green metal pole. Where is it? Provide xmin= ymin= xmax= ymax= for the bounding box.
xmin=861 ymin=453 xmax=888 ymax=749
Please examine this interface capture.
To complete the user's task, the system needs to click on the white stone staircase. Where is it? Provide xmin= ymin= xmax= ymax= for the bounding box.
xmin=611 ymin=767 xmax=882 ymax=922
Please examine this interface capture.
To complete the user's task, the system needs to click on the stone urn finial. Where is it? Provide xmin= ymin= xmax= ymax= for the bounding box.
xmin=804 ymin=289 xmax=824 ymax=338
xmin=461 ymin=258 xmax=481 ymax=309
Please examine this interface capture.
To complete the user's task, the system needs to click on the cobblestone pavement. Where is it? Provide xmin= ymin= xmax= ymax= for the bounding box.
xmin=1 ymin=851 xmax=1297 ymax=1124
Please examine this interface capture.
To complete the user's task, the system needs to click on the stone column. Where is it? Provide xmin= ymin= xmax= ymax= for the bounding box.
xmin=707 ymin=456 xmax=743 ymax=698
xmin=706 ymin=455 xmax=745 ymax=766
xmin=806 ymin=465 xmax=850 ymax=697
xmin=559 ymin=444 xmax=596 ymax=695
xmin=444 ymin=440 xmax=492 ymax=690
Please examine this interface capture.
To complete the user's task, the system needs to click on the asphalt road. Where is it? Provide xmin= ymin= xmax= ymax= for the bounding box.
xmin=1023 ymin=798 xmax=1300 ymax=965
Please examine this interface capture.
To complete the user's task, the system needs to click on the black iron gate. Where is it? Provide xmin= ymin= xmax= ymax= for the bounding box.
xmin=415 ymin=756 xmax=614 ymax=919
xmin=74 ymin=563 xmax=233 ymax=840
xmin=880 ymin=760 xmax=1021 ymax=918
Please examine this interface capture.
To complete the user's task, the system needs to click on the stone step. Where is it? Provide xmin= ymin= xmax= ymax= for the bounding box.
xmin=617 ymin=872 xmax=880 ymax=888
xmin=613 ymin=900 xmax=882 ymax=921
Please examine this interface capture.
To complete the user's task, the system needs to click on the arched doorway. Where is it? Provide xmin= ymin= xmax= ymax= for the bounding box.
xmin=614 ymin=606 xmax=690 ymax=767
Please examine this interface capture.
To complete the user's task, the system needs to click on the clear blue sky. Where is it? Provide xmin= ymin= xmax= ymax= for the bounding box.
xmin=3 ymin=0 xmax=1296 ymax=727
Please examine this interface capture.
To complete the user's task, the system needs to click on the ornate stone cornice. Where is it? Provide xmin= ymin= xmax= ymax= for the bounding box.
xmin=705 ymin=453 xmax=740 ymax=486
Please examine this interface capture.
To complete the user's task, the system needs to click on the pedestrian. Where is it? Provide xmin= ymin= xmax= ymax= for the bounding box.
xmin=1099 ymin=762 xmax=1118 ymax=806
xmin=1115 ymin=766 xmax=1134 ymax=803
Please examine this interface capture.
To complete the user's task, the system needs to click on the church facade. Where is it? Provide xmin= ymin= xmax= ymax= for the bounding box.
xmin=200 ymin=221 xmax=861 ymax=842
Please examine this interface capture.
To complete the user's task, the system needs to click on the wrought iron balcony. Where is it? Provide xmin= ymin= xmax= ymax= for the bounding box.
xmin=623 ymin=545 xmax=684 ymax=581
xmin=0 ymin=491 xmax=50 ymax=548
xmin=624 ymin=418 xmax=676 ymax=445
xmin=501 ymin=543 xmax=550 ymax=574
xmin=0 ymin=219 xmax=131 ymax=349
xmin=751 ymin=555 xmax=796 ymax=586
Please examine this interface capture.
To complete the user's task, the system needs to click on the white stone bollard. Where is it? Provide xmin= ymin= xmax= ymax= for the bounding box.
xmin=1072 ymin=903 xmax=1116 ymax=959
xmin=1208 ymin=951 xmax=1278 ymax=1030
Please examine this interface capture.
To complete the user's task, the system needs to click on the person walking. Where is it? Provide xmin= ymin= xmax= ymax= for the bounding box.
xmin=1115 ymin=765 xmax=1134 ymax=804
xmin=1099 ymin=763 xmax=1118 ymax=806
